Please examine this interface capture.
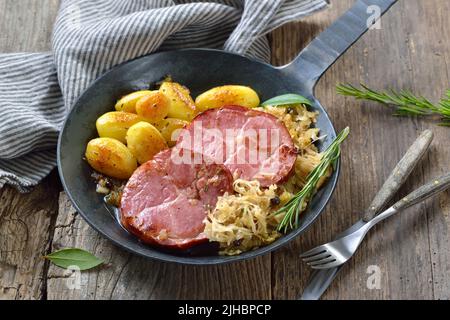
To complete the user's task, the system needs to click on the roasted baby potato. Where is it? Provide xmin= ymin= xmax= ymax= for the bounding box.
xmin=115 ymin=90 xmax=153 ymax=113
xmin=195 ymin=85 xmax=260 ymax=111
xmin=135 ymin=91 xmax=170 ymax=123
xmin=155 ymin=118 xmax=189 ymax=147
xmin=96 ymin=111 xmax=144 ymax=144
xmin=159 ymin=81 xmax=198 ymax=121
xmin=126 ymin=122 xmax=168 ymax=164
xmin=85 ymin=138 xmax=137 ymax=179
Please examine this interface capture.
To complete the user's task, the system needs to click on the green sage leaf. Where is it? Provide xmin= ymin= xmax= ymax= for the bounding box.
xmin=261 ymin=94 xmax=312 ymax=107
xmin=44 ymin=248 xmax=103 ymax=271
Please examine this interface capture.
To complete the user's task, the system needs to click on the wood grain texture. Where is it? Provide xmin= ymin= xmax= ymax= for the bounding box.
xmin=0 ymin=0 xmax=449 ymax=300
xmin=270 ymin=0 xmax=450 ymax=299
xmin=0 ymin=171 xmax=60 ymax=300
xmin=0 ymin=0 xmax=59 ymax=52
xmin=0 ymin=0 xmax=60 ymax=300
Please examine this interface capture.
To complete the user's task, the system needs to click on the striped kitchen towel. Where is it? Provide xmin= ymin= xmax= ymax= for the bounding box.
xmin=0 ymin=0 xmax=328 ymax=192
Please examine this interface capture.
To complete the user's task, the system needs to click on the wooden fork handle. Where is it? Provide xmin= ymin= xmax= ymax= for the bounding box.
xmin=363 ymin=130 xmax=434 ymax=222
xmin=393 ymin=172 xmax=450 ymax=211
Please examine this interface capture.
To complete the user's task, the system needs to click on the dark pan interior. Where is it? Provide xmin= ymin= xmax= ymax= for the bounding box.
xmin=58 ymin=49 xmax=338 ymax=265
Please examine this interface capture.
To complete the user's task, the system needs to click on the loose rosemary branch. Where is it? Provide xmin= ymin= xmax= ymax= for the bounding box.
xmin=440 ymin=90 xmax=450 ymax=126
xmin=275 ymin=127 xmax=350 ymax=233
xmin=337 ymin=84 xmax=450 ymax=126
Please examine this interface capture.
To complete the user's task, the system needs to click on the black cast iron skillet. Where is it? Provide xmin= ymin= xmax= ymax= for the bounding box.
xmin=58 ymin=0 xmax=397 ymax=265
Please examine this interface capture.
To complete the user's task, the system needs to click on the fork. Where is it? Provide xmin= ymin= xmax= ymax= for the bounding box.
xmin=300 ymin=172 xmax=450 ymax=269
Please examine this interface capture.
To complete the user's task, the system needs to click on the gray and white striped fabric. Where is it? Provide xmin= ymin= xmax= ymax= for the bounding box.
xmin=0 ymin=0 xmax=328 ymax=192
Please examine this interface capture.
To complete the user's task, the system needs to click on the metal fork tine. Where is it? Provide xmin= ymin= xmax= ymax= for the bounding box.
xmin=300 ymin=245 xmax=328 ymax=258
xmin=302 ymin=250 xmax=331 ymax=263
xmin=311 ymin=260 xmax=342 ymax=270
xmin=307 ymin=256 xmax=336 ymax=267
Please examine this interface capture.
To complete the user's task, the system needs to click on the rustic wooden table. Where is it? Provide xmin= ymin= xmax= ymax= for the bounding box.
xmin=0 ymin=0 xmax=449 ymax=300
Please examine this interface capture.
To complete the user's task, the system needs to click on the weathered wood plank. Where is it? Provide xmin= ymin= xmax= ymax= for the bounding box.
xmin=270 ymin=0 xmax=450 ymax=299
xmin=408 ymin=0 xmax=450 ymax=300
xmin=0 ymin=171 xmax=60 ymax=300
xmin=0 ymin=0 xmax=59 ymax=53
xmin=47 ymin=193 xmax=271 ymax=300
xmin=0 ymin=0 xmax=60 ymax=300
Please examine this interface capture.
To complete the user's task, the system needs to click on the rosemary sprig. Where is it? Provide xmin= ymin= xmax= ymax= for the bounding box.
xmin=275 ymin=127 xmax=350 ymax=233
xmin=439 ymin=90 xmax=450 ymax=126
xmin=336 ymin=83 xmax=450 ymax=125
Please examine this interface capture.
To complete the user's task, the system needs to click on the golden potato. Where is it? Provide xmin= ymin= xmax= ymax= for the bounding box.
xmin=115 ymin=90 xmax=153 ymax=113
xmin=96 ymin=111 xmax=144 ymax=144
xmin=85 ymin=138 xmax=137 ymax=180
xmin=135 ymin=91 xmax=170 ymax=123
xmin=195 ymin=85 xmax=260 ymax=111
xmin=126 ymin=122 xmax=168 ymax=164
xmin=155 ymin=118 xmax=189 ymax=147
xmin=159 ymin=81 xmax=198 ymax=121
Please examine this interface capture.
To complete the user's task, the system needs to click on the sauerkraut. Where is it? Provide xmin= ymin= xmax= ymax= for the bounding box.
xmin=204 ymin=104 xmax=324 ymax=255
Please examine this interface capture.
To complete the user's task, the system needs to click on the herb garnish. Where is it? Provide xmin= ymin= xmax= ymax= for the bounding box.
xmin=275 ymin=127 xmax=350 ymax=233
xmin=261 ymin=93 xmax=313 ymax=107
xmin=337 ymin=83 xmax=450 ymax=126
xmin=44 ymin=248 xmax=103 ymax=271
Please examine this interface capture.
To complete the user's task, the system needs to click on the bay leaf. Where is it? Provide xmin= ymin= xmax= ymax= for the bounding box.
xmin=261 ymin=93 xmax=312 ymax=107
xmin=44 ymin=248 xmax=103 ymax=271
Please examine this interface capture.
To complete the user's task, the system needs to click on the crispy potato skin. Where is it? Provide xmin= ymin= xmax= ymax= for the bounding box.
xmin=85 ymin=138 xmax=137 ymax=179
xmin=159 ymin=81 xmax=198 ymax=121
xmin=155 ymin=118 xmax=189 ymax=147
xmin=89 ymin=84 xmax=260 ymax=179
xmin=195 ymin=85 xmax=260 ymax=111
xmin=96 ymin=111 xmax=144 ymax=143
xmin=126 ymin=122 xmax=168 ymax=164
xmin=135 ymin=91 xmax=170 ymax=123
xmin=115 ymin=90 xmax=153 ymax=113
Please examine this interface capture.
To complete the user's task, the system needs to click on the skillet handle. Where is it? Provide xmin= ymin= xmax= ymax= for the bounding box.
xmin=283 ymin=0 xmax=397 ymax=90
